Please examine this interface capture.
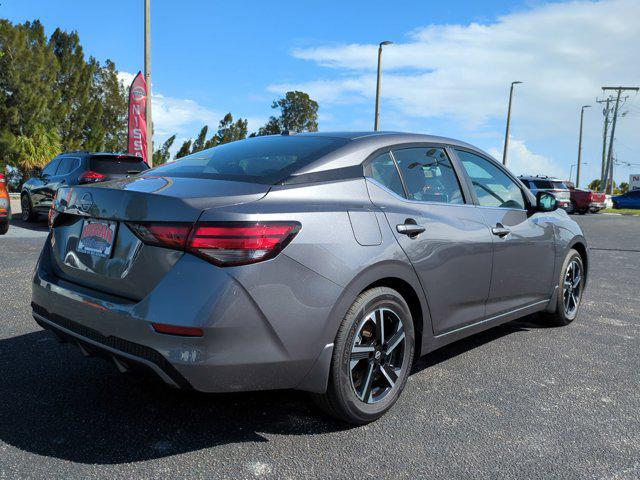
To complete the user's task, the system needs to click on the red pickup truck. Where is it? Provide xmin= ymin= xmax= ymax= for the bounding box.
xmin=564 ymin=181 xmax=606 ymax=214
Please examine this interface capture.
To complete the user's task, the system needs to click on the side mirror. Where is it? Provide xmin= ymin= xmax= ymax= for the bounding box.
xmin=536 ymin=191 xmax=558 ymax=212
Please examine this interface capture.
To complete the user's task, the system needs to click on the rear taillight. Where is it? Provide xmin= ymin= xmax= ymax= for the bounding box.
xmin=0 ymin=173 xmax=5 ymax=184
xmin=126 ymin=221 xmax=301 ymax=267
xmin=126 ymin=223 xmax=192 ymax=249
xmin=78 ymin=171 xmax=107 ymax=184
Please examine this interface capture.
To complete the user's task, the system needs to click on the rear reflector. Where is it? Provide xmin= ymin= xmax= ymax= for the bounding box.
xmin=126 ymin=221 xmax=301 ymax=267
xmin=152 ymin=323 xmax=203 ymax=337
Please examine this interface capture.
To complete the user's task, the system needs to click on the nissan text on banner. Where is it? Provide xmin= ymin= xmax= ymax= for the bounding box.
xmin=127 ymin=71 xmax=149 ymax=164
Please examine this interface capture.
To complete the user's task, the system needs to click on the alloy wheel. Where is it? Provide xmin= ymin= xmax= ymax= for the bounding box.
xmin=349 ymin=307 xmax=406 ymax=404
xmin=21 ymin=196 xmax=31 ymax=221
xmin=563 ymin=259 xmax=582 ymax=317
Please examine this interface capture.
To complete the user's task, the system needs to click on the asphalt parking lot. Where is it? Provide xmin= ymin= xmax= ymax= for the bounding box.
xmin=1 ymin=209 xmax=639 ymax=479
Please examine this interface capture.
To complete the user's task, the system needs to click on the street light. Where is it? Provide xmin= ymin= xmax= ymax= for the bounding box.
xmin=374 ymin=40 xmax=393 ymax=131
xmin=569 ymin=162 xmax=588 ymax=185
xmin=576 ymin=105 xmax=591 ymax=188
xmin=502 ymin=81 xmax=522 ymax=166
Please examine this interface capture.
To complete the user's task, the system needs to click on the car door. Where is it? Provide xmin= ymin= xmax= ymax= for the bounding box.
xmin=365 ymin=146 xmax=494 ymax=335
xmin=453 ymin=149 xmax=556 ymax=317
xmin=30 ymin=158 xmax=61 ymax=210
xmin=39 ymin=157 xmax=78 ymax=211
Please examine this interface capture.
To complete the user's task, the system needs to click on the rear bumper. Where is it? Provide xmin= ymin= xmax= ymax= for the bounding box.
xmin=32 ymin=236 xmax=342 ymax=393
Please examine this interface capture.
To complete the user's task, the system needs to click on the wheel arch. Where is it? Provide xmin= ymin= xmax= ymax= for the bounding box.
xmin=568 ymin=237 xmax=589 ymax=285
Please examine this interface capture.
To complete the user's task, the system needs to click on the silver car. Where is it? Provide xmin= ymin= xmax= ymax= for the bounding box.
xmin=32 ymin=132 xmax=588 ymax=424
xmin=518 ymin=175 xmax=573 ymax=212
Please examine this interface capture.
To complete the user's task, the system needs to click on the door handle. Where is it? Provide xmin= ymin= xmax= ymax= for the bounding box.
xmin=396 ymin=223 xmax=426 ymax=236
xmin=491 ymin=224 xmax=511 ymax=238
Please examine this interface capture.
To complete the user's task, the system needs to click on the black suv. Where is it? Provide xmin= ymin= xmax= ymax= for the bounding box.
xmin=21 ymin=152 xmax=149 ymax=222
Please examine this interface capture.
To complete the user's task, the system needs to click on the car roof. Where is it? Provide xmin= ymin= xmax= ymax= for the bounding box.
xmin=289 ymin=131 xmax=493 ymax=176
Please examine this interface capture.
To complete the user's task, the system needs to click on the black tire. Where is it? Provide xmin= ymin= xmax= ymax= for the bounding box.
xmin=312 ymin=287 xmax=415 ymax=424
xmin=20 ymin=193 xmax=36 ymax=222
xmin=0 ymin=221 xmax=8 ymax=235
xmin=542 ymin=249 xmax=584 ymax=326
xmin=578 ymin=208 xmax=588 ymax=215
xmin=612 ymin=202 xmax=619 ymax=210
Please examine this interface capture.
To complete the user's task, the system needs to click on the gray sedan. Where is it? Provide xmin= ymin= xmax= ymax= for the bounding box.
xmin=32 ymin=132 xmax=588 ymax=424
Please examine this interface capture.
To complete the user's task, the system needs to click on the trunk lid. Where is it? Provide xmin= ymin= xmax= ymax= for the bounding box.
xmin=49 ymin=176 xmax=269 ymax=300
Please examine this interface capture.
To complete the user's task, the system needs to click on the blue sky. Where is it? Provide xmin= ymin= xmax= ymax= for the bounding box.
xmin=2 ymin=0 xmax=639 ymax=185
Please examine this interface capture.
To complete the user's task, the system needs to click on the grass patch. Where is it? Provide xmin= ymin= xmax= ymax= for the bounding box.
xmin=601 ymin=208 xmax=640 ymax=215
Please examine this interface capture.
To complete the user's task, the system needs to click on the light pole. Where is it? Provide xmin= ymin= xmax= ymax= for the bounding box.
xmin=569 ymin=162 xmax=588 ymax=185
xmin=502 ymin=81 xmax=522 ymax=166
xmin=144 ymin=0 xmax=153 ymax=166
xmin=374 ymin=40 xmax=393 ymax=131
xmin=575 ymin=105 xmax=591 ymax=188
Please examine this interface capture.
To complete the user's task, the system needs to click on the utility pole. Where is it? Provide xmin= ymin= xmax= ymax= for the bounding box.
xmin=601 ymin=86 xmax=638 ymax=195
xmin=576 ymin=105 xmax=590 ymax=189
xmin=596 ymin=97 xmax=612 ymax=191
xmin=374 ymin=41 xmax=393 ymax=131
xmin=502 ymin=81 xmax=522 ymax=166
xmin=145 ymin=0 xmax=153 ymax=166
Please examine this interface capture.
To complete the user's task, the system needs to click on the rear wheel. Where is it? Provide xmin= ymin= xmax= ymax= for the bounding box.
xmin=312 ymin=287 xmax=415 ymax=424
xmin=0 ymin=221 xmax=8 ymax=235
xmin=21 ymin=193 xmax=35 ymax=222
xmin=542 ymin=249 xmax=584 ymax=326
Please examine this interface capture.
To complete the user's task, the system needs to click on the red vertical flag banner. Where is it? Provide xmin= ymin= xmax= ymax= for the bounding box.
xmin=127 ymin=72 xmax=149 ymax=164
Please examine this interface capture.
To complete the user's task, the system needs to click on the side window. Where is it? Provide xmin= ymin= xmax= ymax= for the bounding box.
xmin=392 ymin=147 xmax=464 ymax=204
xmin=364 ymin=152 xmax=405 ymax=198
xmin=41 ymin=159 xmax=60 ymax=178
xmin=55 ymin=157 xmax=79 ymax=176
xmin=456 ymin=149 xmax=526 ymax=210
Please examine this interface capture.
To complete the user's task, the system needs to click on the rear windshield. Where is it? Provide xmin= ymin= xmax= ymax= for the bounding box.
xmin=552 ymin=181 xmax=568 ymax=190
xmin=144 ymin=136 xmax=350 ymax=184
xmin=90 ymin=156 xmax=149 ymax=174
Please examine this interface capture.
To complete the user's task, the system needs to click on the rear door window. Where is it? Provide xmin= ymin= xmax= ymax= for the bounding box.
xmin=55 ymin=157 xmax=80 ymax=175
xmin=392 ymin=147 xmax=464 ymax=204
xmin=364 ymin=152 xmax=405 ymax=197
xmin=90 ymin=156 xmax=149 ymax=174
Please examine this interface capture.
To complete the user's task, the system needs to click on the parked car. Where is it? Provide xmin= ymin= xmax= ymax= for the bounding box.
xmin=20 ymin=152 xmax=149 ymax=222
xmin=33 ymin=132 xmax=588 ymax=424
xmin=519 ymin=176 xmax=572 ymax=212
xmin=564 ymin=181 xmax=607 ymax=214
xmin=612 ymin=189 xmax=640 ymax=209
xmin=0 ymin=173 xmax=10 ymax=235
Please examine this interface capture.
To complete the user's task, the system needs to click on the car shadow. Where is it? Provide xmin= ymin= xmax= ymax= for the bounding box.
xmin=0 ymin=314 xmax=548 ymax=464
xmin=10 ymin=212 xmax=49 ymax=232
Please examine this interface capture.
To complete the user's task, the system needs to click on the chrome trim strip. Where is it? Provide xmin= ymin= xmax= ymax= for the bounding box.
xmin=33 ymin=312 xmax=179 ymax=388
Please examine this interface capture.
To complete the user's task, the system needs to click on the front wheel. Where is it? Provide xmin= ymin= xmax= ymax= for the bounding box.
xmin=312 ymin=287 xmax=415 ymax=424
xmin=21 ymin=194 xmax=36 ymax=222
xmin=542 ymin=249 xmax=585 ymax=326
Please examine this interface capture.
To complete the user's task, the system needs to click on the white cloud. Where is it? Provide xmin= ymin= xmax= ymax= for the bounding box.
xmin=488 ymin=139 xmax=564 ymax=179
xmin=284 ymin=0 xmax=639 ymax=128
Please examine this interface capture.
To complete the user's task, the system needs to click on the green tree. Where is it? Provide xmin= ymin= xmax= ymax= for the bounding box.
xmin=588 ymin=179 xmax=601 ymax=191
xmin=618 ymin=182 xmax=629 ymax=194
xmin=255 ymin=91 xmax=319 ymax=136
xmin=216 ymin=113 xmax=248 ymax=145
xmin=191 ymin=125 xmax=209 ymax=154
xmin=175 ymin=139 xmax=192 ymax=159
xmin=152 ymin=134 xmax=176 ymax=166
xmin=12 ymin=125 xmax=61 ymax=174
xmin=256 ymin=117 xmax=282 ymax=136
